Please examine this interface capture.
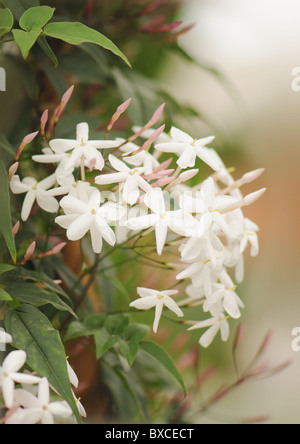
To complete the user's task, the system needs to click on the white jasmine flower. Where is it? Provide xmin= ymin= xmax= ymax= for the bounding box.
xmin=95 ymin=154 xmax=152 ymax=205
xmin=155 ymin=127 xmax=220 ymax=171
xmin=130 ymin=287 xmax=183 ymax=333
xmin=49 ymin=122 xmax=119 ymax=172
xmin=10 ymin=174 xmax=64 ymax=221
xmin=239 ymin=218 xmax=259 ymax=257
xmin=12 ymin=377 xmax=73 ymax=424
xmin=118 ymin=139 xmax=160 ymax=175
xmin=188 ymin=312 xmax=230 ymax=348
xmin=203 ymin=283 xmax=244 ymax=319
xmin=55 ymin=189 xmax=124 ymax=253
xmin=126 ymin=188 xmax=196 ymax=255
xmin=66 ymin=361 xmax=78 ymax=389
xmin=0 ymin=350 xmax=41 ymax=408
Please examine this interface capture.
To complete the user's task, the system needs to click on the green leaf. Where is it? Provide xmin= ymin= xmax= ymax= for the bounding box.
xmin=19 ymin=6 xmax=55 ymax=31
xmin=0 ymin=161 xmax=16 ymax=263
xmin=4 ymin=304 xmax=80 ymax=422
xmin=118 ymin=339 xmax=139 ymax=367
xmin=44 ymin=22 xmax=131 ymax=67
xmin=84 ymin=314 xmax=106 ymax=330
xmin=0 ymin=7 xmax=14 ymax=37
xmin=139 ymin=341 xmax=186 ymax=396
xmin=6 ymin=283 xmax=76 ymax=316
xmin=0 ymin=133 xmax=15 ymax=167
xmin=0 ymin=264 xmax=16 ymax=275
xmin=94 ymin=329 xmax=118 ymax=359
xmin=64 ymin=321 xmax=92 ymax=342
xmin=1 ymin=0 xmax=40 ymax=20
xmin=105 ymin=314 xmax=130 ymax=336
xmin=124 ymin=324 xmax=149 ymax=343
xmin=0 ymin=268 xmax=71 ymax=303
xmin=12 ymin=28 xmax=41 ymax=59
xmin=0 ymin=288 xmax=12 ymax=301
xmin=37 ymin=35 xmax=58 ymax=67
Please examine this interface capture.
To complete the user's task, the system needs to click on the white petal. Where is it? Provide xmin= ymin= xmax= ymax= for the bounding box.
xmin=84 ymin=146 xmax=105 ymax=171
xmin=155 ymin=224 xmax=168 ymax=256
xmin=90 ymin=225 xmax=103 ymax=254
xmin=2 ymin=377 xmax=15 ymax=408
xmin=21 ymin=190 xmax=36 ymax=221
xmin=14 ymin=388 xmax=40 ymax=409
xmin=154 ymin=142 xmax=184 ymax=154
xmin=49 ymin=139 xmax=78 ymax=153
xmin=37 ymin=173 xmax=57 ymax=190
xmin=223 ymin=292 xmax=241 ymax=319
xmin=123 ymin=175 xmax=139 ymax=205
xmin=38 ymin=377 xmax=50 ymax=405
xmin=67 ymin=214 xmax=93 ymax=241
xmin=96 ymin=221 xmax=116 ymax=247
xmin=170 ymin=126 xmax=194 ymax=143
xmin=199 ymin=324 xmax=220 ymax=348
xmin=137 ymin=287 xmax=158 ymax=298
xmin=36 ymin=192 xmax=59 ymax=214
xmin=65 ymin=145 xmax=84 ymax=171
xmin=10 ymin=176 xmax=32 ymax=194
xmin=196 ymin=146 xmax=222 ymax=172
xmin=126 ymin=214 xmax=158 ymax=231
xmin=109 ymin=154 xmax=130 ymax=173
xmin=87 ymin=140 xmax=120 ymax=149
xmin=95 ymin=172 xmax=128 ymax=185
xmin=177 ymin=148 xmax=197 ymax=169
xmin=41 ymin=411 xmax=54 ymax=424
xmin=55 ymin=213 xmax=80 ymax=229
xmin=32 ymin=153 xmax=64 ymax=164
xmin=11 ymin=373 xmax=41 ymax=385
xmin=76 ymin=122 xmax=89 ymax=144
xmin=153 ymin=300 xmax=164 ymax=333
xmin=48 ymin=401 xmax=73 ymax=418
xmin=60 ymin=195 xmax=89 ymax=215
xmin=130 ymin=296 xmax=157 ymax=310
xmin=163 ymin=296 xmax=183 ymax=318
xmin=4 ymin=350 xmax=27 ymax=373
xmin=144 ymin=188 xmax=165 ymax=215
xmin=67 ymin=361 xmax=79 ymax=388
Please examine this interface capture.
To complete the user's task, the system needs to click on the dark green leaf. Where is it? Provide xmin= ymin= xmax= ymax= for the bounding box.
xmin=124 ymin=324 xmax=149 ymax=343
xmin=94 ymin=329 xmax=118 ymax=359
xmin=84 ymin=314 xmax=106 ymax=330
xmin=0 ymin=7 xmax=14 ymax=37
xmin=64 ymin=321 xmax=92 ymax=342
xmin=0 ymin=264 xmax=16 ymax=275
xmin=37 ymin=35 xmax=58 ymax=67
xmin=4 ymin=304 xmax=80 ymax=422
xmin=0 ymin=287 xmax=12 ymax=301
xmin=105 ymin=314 xmax=130 ymax=336
xmin=0 ymin=160 xmax=16 ymax=263
xmin=44 ymin=22 xmax=131 ymax=67
xmin=6 ymin=282 xmax=76 ymax=316
xmin=19 ymin=6 xmax=55 ymax=31
xmin=12 ymin=28 xmax=41 ymax=59
xmin=118 ymin=339 xmax=139 ymax=367
xmin=0 ymin=268 xmax=71 ymax=303
xmin=140 ymin=341 xmax=186 ymax=396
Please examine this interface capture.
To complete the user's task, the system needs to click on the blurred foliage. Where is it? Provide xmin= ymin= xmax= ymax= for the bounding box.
xmin=0 ymin=0 xmax=202 ymax=147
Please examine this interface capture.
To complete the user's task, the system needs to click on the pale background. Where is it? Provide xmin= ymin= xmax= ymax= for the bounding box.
xmin=160 ymin=0 xmax=300 ymax=424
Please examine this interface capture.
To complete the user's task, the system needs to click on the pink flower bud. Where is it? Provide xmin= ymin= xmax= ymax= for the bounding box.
xmin=177 ymin=169 xmax=199 ymax=183
xmin=107 ymin=98 xmax=132 ymax=132
xmin=8 ymin=162 xmax=19 ymax=182
xmin=15 ymin=132 xmax=39 ymax=161
xmin=22 ymin=241 xmax=36 ymax=264
xmin=40 ymin=109 xmax=49 ymax=135
xmin=12 ymin=221 xmax=20 ymax=238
